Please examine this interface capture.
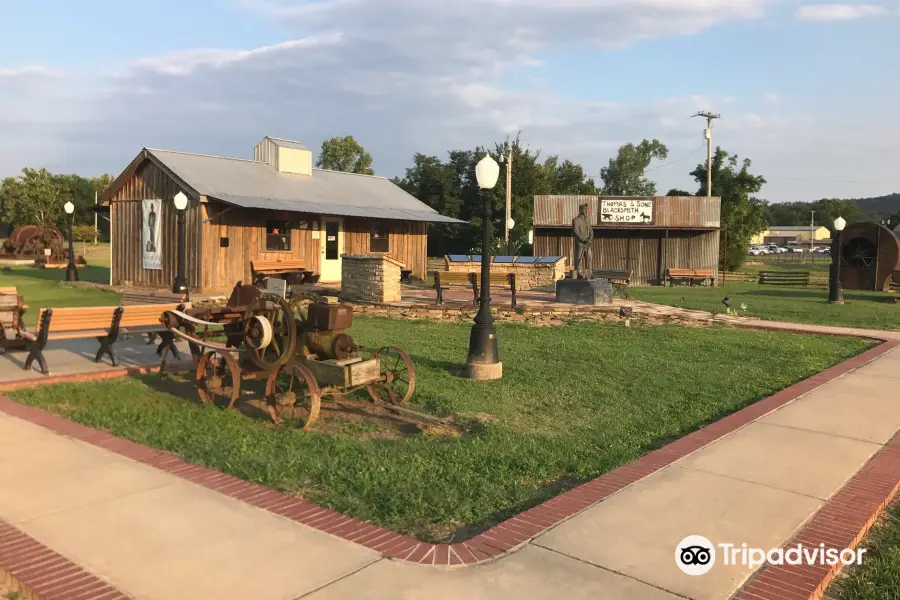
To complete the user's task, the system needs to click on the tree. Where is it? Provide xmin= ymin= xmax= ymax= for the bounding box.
xmin=316 ymin=136 xmax=375 ymax=175
xmin=392 ymin=133 xmax=597 ymax=255
xmin=600 ymin=139 xmax=668 ymax=196
xmin=690 ymin=147 xmax=768 ymax=270
xmin=0 ymin=168 xmax=63 ymax=226
xmin=666 ymin=188 xmax=693 ymax=197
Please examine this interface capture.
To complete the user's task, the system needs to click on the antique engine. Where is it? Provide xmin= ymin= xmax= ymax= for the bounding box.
xmin=300 ymin=300 xmax=360 ymax=360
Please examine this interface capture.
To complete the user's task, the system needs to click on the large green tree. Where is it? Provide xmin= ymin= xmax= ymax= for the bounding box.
xmin=600 ymin=139 xmax=668 ymax=196
xmin=315 ymin=135 xmax=375 ymax=175
xmin=0 ymin=169 xmax=115 ymax=236
xmin=393 ymin=134 xmax=597 ymax=255
xmin=690 ymin=147 xmax=768 ymax=270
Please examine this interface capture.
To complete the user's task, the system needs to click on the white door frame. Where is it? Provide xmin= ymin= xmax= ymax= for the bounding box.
xmin=320 ymin=217 xmax=343 ymax=282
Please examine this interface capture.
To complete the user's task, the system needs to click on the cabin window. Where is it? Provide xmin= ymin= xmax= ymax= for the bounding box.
xmin=370 ymin=224 xmax=390 ymax=253
xmin=265 ymin=220 xmax=291 ymax=251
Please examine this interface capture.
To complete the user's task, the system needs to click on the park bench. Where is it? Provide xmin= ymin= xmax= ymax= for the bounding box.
xmin=432 ymin=271 xmax=518 ymax=307
xmin=0 ymin=287 xmax=27 ymax=350
xmin=666 ymin=268 xmax=715 ymax=286
xmin=250 ymin=259 xmax=316 ymax=286
xmin=19 ymin=303 xmax=185 ymax=375
xmin=591 ymin=269 xmax=632 ymax=298
xmin=758 ymin=271 xmax=810 ymax=286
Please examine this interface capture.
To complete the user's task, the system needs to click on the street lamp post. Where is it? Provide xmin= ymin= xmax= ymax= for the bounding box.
xmin=465 ymin=155 xmax=502 ymax=381
xmin=63 ymin=201 xmax=78 ymax=282
xmin=828 ymin=216 xmax=846 ymax=305
xmin=172 ymin=192 xmax=189 ymax=300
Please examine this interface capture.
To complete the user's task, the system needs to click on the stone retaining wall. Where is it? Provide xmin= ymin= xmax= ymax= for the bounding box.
xmin=340 ymin=254 xmax=402 ymax=303
xmin=444 ymin=259 xmax=567 ymax=290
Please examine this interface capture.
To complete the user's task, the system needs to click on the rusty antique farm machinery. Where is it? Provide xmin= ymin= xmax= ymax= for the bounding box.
xmin=160 ymin=282 xmax=421 ymax=430
xmin=1 ymin=225 xmax=67 ymax=261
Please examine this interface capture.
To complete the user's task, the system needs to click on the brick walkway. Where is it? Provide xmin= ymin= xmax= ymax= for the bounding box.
xmin=1 ymin=308 xmax=899 ymax=599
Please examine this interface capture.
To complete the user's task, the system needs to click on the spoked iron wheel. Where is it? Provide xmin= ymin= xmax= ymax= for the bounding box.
xmin=265 ymin=363 xmax=321 ymax=430
xmin=366 ymin=346 xmax=416 ymax=405
xmin=196 ymin=349 xmax=242 ymax=408
xmin=245 ymin=295 xmax=297 ymax=372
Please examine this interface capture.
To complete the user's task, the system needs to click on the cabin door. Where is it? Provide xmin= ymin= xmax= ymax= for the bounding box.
xmin=319 ymin=217 xmax=343 ymax=282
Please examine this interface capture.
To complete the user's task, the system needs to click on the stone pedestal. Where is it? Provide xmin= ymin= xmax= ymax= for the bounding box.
xmin=555 ymin=278 xmax=614 ymax=305
xmin=340 ymin=254 xmax=403 ymax=303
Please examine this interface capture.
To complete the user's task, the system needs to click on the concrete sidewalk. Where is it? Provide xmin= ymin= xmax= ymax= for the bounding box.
xmin=1 ymin=346 xmax=899 ymax=599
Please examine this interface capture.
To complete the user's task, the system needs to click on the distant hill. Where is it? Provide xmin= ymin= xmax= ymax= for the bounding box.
xmin=852 ymin=193 xmax=900 ymax=215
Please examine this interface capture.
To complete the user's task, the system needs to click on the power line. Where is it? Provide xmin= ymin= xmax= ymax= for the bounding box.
xmin=645 ymin=143 xmax=706 ymax=172
xmin=763 ymin=174 xmax=888 ymax=185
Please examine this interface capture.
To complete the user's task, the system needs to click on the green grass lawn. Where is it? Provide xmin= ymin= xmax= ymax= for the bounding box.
xmin=630 ymin=282 xmax=900 ymax=330
xmin=9 ymin=317 xmax=871 ymax=541
xmin=0 ymin=266 xmax=120 ymax=315
xmin=827 ymin=499 xmax=900 ymax=600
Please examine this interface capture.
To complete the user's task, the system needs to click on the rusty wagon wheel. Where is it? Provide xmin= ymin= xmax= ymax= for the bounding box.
xmin=264 ymin=363 xmax=321 ymax=430
xmin=245 ymin=295 xmax=297 ymax=372
xmin=196 ymin=349 xmax=242 ymax=408
xmin=366 ymin=346 xmax=416 ymax=405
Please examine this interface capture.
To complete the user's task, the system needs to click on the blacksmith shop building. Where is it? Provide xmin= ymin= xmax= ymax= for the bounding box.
xmin=532 ymin=195 xmax=722 ymax=286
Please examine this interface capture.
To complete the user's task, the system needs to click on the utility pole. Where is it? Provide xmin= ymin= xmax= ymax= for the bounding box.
xmin=501 ymin=147 xmax=513 ymax=254
xmin=692 ymin=111 xmax=721 ymax=198
xmin=810 ymin=210 xmax=815 ymax=255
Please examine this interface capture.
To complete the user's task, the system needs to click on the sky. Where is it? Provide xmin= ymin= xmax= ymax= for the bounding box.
xmin=1 ymin=0 xmax=899 ymax=203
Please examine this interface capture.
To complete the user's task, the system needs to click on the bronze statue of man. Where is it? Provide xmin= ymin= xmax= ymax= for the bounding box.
xmin=572 ymin=203 xmax=593 ymax=278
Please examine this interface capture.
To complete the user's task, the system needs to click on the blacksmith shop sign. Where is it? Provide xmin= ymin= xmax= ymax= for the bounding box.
xmin=599 ymin=198 xmax=654 ymax=225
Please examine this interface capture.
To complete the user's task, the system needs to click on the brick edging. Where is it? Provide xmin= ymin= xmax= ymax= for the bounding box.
xmin=0 ymin=341 xmax=895 ymax=573
xmin=732 ymin=430 xmax=900 ymax=600
xmin=0 ymin=519 xmax=131 ymax=600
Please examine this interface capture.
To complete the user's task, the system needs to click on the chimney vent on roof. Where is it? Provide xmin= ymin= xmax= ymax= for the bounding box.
xmin=254 ymin=136 xmax=312 ymax=176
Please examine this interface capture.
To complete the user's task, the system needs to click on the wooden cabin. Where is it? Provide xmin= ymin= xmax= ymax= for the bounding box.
xmin=102 ymin=137 xmax=463 ymax=294
xmin=532 ymin=195 xmax=722 ymax=286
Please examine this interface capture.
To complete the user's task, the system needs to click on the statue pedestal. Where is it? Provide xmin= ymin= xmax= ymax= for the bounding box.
xmin=555 ymin=278 xmax=614 ymax=305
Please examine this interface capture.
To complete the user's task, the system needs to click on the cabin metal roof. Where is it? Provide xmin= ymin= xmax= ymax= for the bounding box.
xmin=116 ymin=148 xmax=465 ymax=224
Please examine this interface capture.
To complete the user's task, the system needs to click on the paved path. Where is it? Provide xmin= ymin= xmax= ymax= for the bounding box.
xmin=1 ymin=341 xmax=899 ymax=599
xmin=0 ymin=336 xmax=190 ymax=384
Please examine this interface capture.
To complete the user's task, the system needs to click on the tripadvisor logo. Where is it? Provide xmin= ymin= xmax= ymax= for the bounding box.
xmin=675 ymin=535 xmax=866 ymax=575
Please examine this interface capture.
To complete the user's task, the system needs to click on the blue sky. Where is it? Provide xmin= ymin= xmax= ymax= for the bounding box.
xmin=1 ymin=0 xmax=899 ymax=203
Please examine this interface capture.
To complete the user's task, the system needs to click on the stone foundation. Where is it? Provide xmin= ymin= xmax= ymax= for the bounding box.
xmin=444 ymin=258 xmax=567 ymax=290
xmin=340 ymin=254 xmax=403 ymax=303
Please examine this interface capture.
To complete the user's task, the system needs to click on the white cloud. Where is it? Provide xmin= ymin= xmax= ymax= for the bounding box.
xmin=795 ymin=3 xmax=890 ymax=21
xmin=762 ymin=92 xmax=781 ymax=104
xmin=0 ymin=0 xmax=898 ymax=203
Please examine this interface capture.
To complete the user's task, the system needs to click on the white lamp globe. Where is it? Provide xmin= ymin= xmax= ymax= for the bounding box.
xmin=475 ymin=155 xmax=500 ymax=190
xmin=506 ymin=218 xmax=515 ymax=230
xmin=64 ymin=201 xmax=74 ymax=215
xmin=834 ymin=216 xmax=846 ymax=232
xmin=173 ymin=192 xmax=188 ymax=211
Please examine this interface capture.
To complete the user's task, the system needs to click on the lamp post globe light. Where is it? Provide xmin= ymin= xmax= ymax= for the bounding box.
xmin=172 ymin=192 xmax=189 ymax=300
xmin=465 ymin=155 xmax=502 ymax=381
xmin=828 ymin=216 xmax=846 ymax=305
xmin=63 ymin=201 xmax=78 ymax=282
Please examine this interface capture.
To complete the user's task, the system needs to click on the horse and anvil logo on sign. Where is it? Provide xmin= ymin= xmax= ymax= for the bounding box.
xmin=599 ymin=198 xmax=654 ymax=224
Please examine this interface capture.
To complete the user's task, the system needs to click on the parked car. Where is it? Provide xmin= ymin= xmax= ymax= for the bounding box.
xmin=748 ymin=246 xmax=766 ymax=256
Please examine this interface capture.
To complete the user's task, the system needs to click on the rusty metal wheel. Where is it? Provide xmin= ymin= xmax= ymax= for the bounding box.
xmin=366 ymin=346 xmax=416 ymax=405
xmin=196 ymin=349 xmax=242 ymax=408
xmin=245 ymin=295 xmax=297 ymax=372
xmin=265 ymin=363 xmax=321 ymax=430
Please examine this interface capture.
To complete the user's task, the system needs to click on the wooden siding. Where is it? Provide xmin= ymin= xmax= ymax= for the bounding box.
xmin=109 ymin=161 xmax=203 ymax=291
xmin=344 ymin=218 xmax=427 ymax=279
xmin=533 ymin=195 xmax=721 ymax=228
xmin=200 ymin=206 xmax=320 ymax=293
xmin=534 ymin=228 xmax=720 ymax=286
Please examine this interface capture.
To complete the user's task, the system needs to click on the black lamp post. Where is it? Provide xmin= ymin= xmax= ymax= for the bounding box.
xmin=828 ymin=216 xmax=846 ymax=305
xmin=172 ymin=192 xmax=189 ymax=300
xmin=465 ymin=155 xmax=502 ymax=381
xmin=63 ymin=201 xmax=78 ymax=282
